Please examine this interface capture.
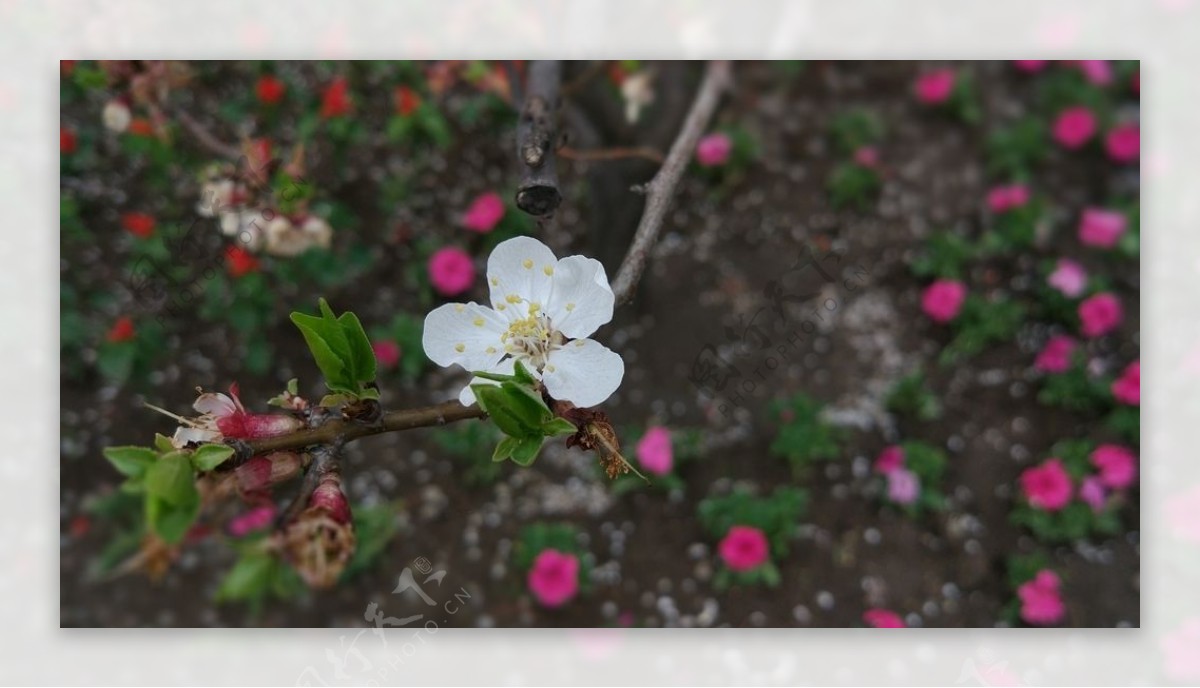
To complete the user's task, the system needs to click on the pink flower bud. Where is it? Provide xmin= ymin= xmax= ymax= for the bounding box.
xmin=235 ymin=452 xmax=302 ymax=493
xmin=282 ymin=470 xmax=355 ymax=589
xmin=216 ymin=412 xmax=304 ymax=439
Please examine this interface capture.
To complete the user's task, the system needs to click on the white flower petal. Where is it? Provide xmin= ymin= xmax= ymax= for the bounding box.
xmin=422 ymin=302 xmax=508 ymax=372
xmin=542 ymin=338 xmax=624 ymax=408
xmin=546 ymin=255 xmax=615 ymax=339
xmin=193 ymin=392 xmax=237 ymax=417
xmin=457 ymin=356 xmax=540 ymax=405
xmin=172 ymin=426 xmax=222 ymax=449
xmin=486 ymin=236 xmax=558 ymax=319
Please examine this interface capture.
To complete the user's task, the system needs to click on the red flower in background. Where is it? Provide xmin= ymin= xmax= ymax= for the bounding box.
xmin=394 ymin=85 xmax=421 ymax=117
xmin=121 ymin=212 xmax=156 ymax=238
xmin=128 ymin=118 xmax=155 ymax=137
xmin=256 ymin=74 xmax=286 ymax=105
xmin=60 ymin=127 xmax=77 ymax=154
xmin=107 ymin=316 xmax=136 ymax=343
xmin=320 ymin=77 xmax=352 ymax=118
xmin=225 ymin=245 xmax=260 ymax=277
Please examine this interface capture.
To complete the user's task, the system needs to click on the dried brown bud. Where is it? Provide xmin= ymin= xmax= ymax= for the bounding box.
xmin=281 ymin=470 xmax=355 ymax=589
xmin=557 ymin=405 xmax=644 ymax=482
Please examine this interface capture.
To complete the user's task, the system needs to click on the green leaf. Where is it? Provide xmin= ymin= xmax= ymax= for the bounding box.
xmin=493 ymin=436 xmax=519 ymax=462
xmin=191 ymin=444 xmax=236 ymax=472
xmin=512 ymin=359 xmax=537 ymax=385
xmin=510 ymin=437 xmax=544 ymax=466
xmin=103 ymin=446 xmax=157 ymax=478
xmin=290 ymin=311 xmax=354 ymax=392
xmin=216 ymin=551 xmax=274 ymax=602
xmin=144 ymin=452 xmax=198 ymax=506
xmin=146 ymin=492 xmax=200 ymax=544
xmin=471 ymin=384 xmax=543 ymax=438
xmin=499 ymin=381 xmax=554 ymax=424
xmin=154 ymin=433 xmax=175 ymax=452
xmin=542 ymin=417 xmax=577 ymax=437
xmin=337 ymin=310 xmax=376 ymax=384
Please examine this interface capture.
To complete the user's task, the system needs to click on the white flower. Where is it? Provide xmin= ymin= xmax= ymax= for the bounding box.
xmin=620 ymin=70 xmax=655 ymax=124
xmin=102 ymin=99 xmax=132 ymax=133
xmin=421 ymin=236 xmax=624 ymax=408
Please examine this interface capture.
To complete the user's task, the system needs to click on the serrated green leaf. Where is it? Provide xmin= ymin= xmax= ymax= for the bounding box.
xmin=510 ymin=437 xmax=543 ymax=466
xmin=191 ymin=444 xmax=235 ymax=472
xmin=103 ymin=446 xmax=157 ymax=478
xmin=144 ymin=452 xmax=198 ymax=506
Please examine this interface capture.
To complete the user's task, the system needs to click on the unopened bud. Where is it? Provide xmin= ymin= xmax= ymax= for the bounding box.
xmin=216 ymin=412 xmax=304 ymax=439
xmin=235 ymin=451 xmax=303 ymax=494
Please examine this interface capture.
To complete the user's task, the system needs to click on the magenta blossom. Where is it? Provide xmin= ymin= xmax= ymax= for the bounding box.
xmin=1053 ymin=106 xmax=1097 ymax=149
xmin=1018 ymin=570 xmax=1066 ymax=626
xmin=1079 ymin=476 xmax=1107 ymax=513
xmin=1012 ymin=60 xmax=1049 ymax=73
xmin=372 ymin=340 xmax=401 ymax=369
xmin=921 ymin=279 xmax=967 ymax=323
xmin=1090 ymin=444 xmax=1137 ymax=490
xmin=1111 ymin=360 xmax=1140 ymax=405
xmin=863 ymin=609 xmax=906 ymax=628
xmin=1078 ymin=208 xmax=1127 ymax=248
xmin=718 ymin=525 xmax=769 ymax=572
xmin=887 ymin=468 xmax=920 ymax=505
xmin=228 ymin=505 xmax=276 ymax=537
xmin=1078 ymin=292 xmax=1123 ymax=338
xmin=635 ymin=425 xmax=673 ymax=476
xmin=1020 ymin=458 xmax=1073 ymax=511
xmin=1047 ymin=258 xmax=1088 ymax=298
xmin=462 ymin=191 xmax=506 ymax=233
xmin=854 ymin=146 xmax=880 ymax=169
xmin=986 ymin=184 xmax=1030 ymax=213
xmin=1105 ymin=124 xmax=1140 ymax=163
xmin=1035 ymin=335 xmax=1078 ymax=373
xmin=427 ymin=246 xmax=476 ymax=297
xmin=874 ymin=445 xmax=904 ymax=475
xmin=914 ymin=69 xmax=955 ymax=105
xmin=527 ymin=549 xmax=581 ymax=608
xmin=695 ymin=132 xmax=732 ymax=167
xmin=1075 ymin=60 xmax=1113 ymax=86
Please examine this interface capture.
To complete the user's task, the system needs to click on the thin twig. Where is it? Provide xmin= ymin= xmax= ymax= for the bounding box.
xmin=237 ymin=400 xmax=487 ymax=455
xmin=559 ymin=145 xmax=665 ymax=164
xmin=514 ymin=60 xmax=562 ymax=216
xmin=610 ymin=61 xmax=732 ymax=305
xmin=173 ymin=109 xmax=241 ymax=160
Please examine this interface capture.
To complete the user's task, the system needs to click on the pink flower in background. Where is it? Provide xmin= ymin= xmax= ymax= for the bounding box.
xmin=874 ymin=445 xmax=905 ymax=475
xmin=986 ymin=184 xmax=1030 ymax=213
xmin=854 ymin=146 xmax=880 ymax=169
xmin=1090 ymin=444 xmax=1137 ymax=489
xmin=887 ymin=468 xmax=920 ymax=505
xmin=462 ymin=191 xmax=505 ymax=233
xmin=228 ymin=505 xmax=276 ymax=537
xmin=1047 ymin=259 xmax=1088 ymax=298
xmin=1166 ymin=485 xmax=1200 ymax=545
xmin=863 ymin=609 xmax=906 ymax=628
xmin=695 ymin=132 xmax=732 ymax=167
xmin=372 ymin=340 xmax=401 ymax=369
xmin=1078 ymin=208 xmax=1127 ymax=248
xmin=1053 ymin=106 xmax=1097 ymax=149
xmin=1105 ymin=124 xmax=1140 ymax=163
xmin=527 ymin=549 xmax=580 ymax=608
xmin=1164 ymin=619 xmax=1200 ymax=682
xmin=1020 ymin=458 xmax=1073 ymax=511
xmin=1078 ymin=293 xmax=1123 ymax=338
xmin=1035 ymin=335 xmax=1078 ymax=373
xmin=921 ymin=279 xmax=967 ymax=323
xmin=1013 ymin=60 xmax=1049 ymax=73
xmin=718 ymin=525 xmax=769 ymax=572
xmin=1075 ymin=60 xmax=1113 ymax=86
xmin=914 ymin=69 xmax=956 ymax=104
xmin=635 ymin=425 xmax=674 ymax=476
xmin=1018 ymin=570 xmax=1066 ymax=626
xmin=1111 ymin=360 xmax=1140 ymax=405
xmin=1079 ymin=476 xmax=1107 ymax=512
xmin=427 ymin=246 xmax=475 ymax=296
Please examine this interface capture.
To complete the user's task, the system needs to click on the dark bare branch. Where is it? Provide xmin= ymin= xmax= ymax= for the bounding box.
xmin=514 ymin=60 xmax=562 ymax=216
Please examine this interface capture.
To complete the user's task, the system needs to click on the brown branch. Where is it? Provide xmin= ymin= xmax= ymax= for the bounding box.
xmin=610 ymin=60 xmax=732 ymax=305
xmin=514 ymin=60 xmax=563 ymax=216
xmin=173 ymin=109 xmax=241 ymax=160
xmin=559 ymin=145 xmax=665 ymax=164
xmin=237 ymin=400 xmax=487 ymax=455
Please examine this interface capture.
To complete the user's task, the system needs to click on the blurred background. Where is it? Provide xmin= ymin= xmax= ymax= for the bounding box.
xmin=59 ymin=60 xmax=1139 ymax=628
